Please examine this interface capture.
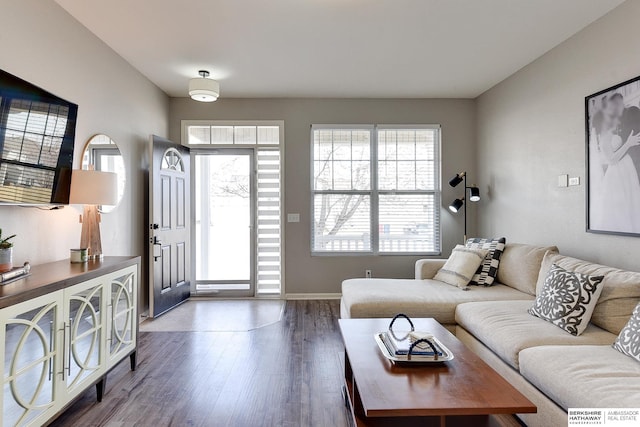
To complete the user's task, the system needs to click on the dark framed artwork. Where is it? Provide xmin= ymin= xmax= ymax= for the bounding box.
xmin=586 ymin=75 xmax=640 ymax=236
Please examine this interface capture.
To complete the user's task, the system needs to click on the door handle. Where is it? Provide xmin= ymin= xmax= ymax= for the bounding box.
xmin=61 ymin=322 xmax=67 ymax=381
xmin=153 ymin=236 xmax=162 ymax=261
xmin=67 ymin=318 xmax=73 ymax=378
xmin=48 ymin=321 xmax=54 ymax=381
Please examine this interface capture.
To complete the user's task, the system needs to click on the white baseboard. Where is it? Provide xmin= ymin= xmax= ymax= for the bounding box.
xmin=285 ymin=293 xmax=342 ymax=300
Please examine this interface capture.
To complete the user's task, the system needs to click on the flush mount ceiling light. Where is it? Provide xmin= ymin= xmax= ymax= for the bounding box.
xmin=189 ymin=70 xmax=219 ymax=102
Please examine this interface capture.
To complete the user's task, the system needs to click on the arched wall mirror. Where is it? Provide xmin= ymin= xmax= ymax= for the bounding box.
xmin=81 ymin=134 xmax=126 ymax=213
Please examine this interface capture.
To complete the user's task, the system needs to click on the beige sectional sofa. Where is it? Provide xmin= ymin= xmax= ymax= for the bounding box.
xmin=340 ymin=243 xmax=640 ymax=427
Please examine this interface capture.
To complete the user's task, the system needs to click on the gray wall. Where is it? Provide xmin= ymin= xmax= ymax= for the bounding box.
xmin=477 ymin=0 xmax=640 ymax=271
xmin=170 ymin=98 xmax=476 ymax=294
xmin=0 ymin=0 xmax=169 ymax=310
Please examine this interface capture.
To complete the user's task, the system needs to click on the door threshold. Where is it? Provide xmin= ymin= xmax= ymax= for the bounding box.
xmin=189 ymin=295 xmax=283 ymax=301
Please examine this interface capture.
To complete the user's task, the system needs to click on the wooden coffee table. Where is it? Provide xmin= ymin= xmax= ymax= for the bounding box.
xmin=339 ymin=318 xmax=536 ymax=427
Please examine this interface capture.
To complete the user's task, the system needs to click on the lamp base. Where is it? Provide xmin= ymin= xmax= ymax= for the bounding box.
xmin=80 ymin=205 xmax=103 ymax=259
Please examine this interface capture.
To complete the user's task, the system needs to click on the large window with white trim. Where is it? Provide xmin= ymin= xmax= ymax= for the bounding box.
xmin=311 ymin=125 xmax=440 ymax=254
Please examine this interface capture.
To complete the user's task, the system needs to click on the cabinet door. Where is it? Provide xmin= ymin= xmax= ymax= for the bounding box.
xmin=107 ymin=266 xmax=138 ymax=368
xmin=0 ymin=292 xmax=63 ymax=427
xmin=62 ymin=278 xmax=105 ymax=399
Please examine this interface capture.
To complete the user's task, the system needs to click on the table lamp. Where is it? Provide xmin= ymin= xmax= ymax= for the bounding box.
xmin=69 ymin=169 xmax=118 ymax=260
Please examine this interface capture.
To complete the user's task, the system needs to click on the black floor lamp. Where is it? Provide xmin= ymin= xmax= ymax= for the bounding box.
xmin=448 ymin=172 xmax=480 ymax=242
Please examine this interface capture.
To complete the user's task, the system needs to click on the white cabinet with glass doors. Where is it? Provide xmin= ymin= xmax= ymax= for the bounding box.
xmin=0 ymin=260 xmax=138 ymax=427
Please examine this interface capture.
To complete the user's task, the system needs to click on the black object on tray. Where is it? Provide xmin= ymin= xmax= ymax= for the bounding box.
xmin=375 ymin=313 xmax=454 ymax=364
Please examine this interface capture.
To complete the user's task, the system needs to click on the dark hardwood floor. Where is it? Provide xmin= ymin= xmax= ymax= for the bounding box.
xmin=51 ymin=300 xmax=350 ymax=427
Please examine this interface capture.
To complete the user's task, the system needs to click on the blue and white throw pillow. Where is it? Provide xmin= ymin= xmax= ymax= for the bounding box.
xmin=465 ymin=237 xmax=506 ymax=286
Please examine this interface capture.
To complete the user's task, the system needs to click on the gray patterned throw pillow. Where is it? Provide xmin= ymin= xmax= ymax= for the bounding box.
xmin=465 ymin=237 xmax=506 ymax=286
xmin=613 ymin=302 xmax=640 ymax=362
xmin=528 ymin=264 xmax=605 ymax=336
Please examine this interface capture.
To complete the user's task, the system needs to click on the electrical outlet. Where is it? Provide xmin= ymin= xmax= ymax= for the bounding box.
xmin=365 ymin=269 xmax=372 ymax=278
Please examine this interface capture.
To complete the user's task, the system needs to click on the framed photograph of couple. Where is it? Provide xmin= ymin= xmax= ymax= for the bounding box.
xmin=586 ymin=75 xmax=640 ymax=236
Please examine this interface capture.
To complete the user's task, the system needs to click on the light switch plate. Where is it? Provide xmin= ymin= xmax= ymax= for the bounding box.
xmin=558 ymin=174 xmax=569 ymax=188
xmin=287 ymin=213 xmax=300 ymax=223
xmin=569 ymin=177 xmax=580 ymax=186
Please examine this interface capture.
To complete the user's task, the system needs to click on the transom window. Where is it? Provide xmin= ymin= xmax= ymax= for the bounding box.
xmin=186 ymin=124 xmax=279 ymax=145
xmin=311 ymin=125 xmax=440 ymax=254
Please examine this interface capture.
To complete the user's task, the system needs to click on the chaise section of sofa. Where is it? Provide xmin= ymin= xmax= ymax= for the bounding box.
xmin=340 ymin=278 xmax=530 ymax=328
xmin=340 ymin=243 xmax=557 ymax=331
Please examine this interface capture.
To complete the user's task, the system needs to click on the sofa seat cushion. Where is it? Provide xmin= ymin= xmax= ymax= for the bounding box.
xmin=519 ymin=345 xmax=640 ymax=410
xmin=341 ymin=278 xmax=532 ymax=324
xmin=455 ymin=301 xmax=616 ymax=369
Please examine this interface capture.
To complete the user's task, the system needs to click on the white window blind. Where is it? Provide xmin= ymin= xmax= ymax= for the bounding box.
xmin=311 ymin=125 xmax=440 ymax=254
xmin=256 ymin=148 xmax=282 ymax=293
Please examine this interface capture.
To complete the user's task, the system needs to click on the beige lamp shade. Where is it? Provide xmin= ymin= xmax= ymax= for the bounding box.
xmin=69 ymin=169 xmax=118 ymax=206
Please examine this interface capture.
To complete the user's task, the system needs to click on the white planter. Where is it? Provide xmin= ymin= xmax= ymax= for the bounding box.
xmin=0 ymin=247 xmax=13 ymax=273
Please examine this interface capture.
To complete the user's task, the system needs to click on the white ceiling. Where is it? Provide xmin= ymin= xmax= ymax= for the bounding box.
xmin=54 ymin=0 xmax=625 ymax=99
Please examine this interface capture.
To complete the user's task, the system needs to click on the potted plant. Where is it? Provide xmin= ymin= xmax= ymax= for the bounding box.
xmin=0 ymin=229 xmax=16 ymax=273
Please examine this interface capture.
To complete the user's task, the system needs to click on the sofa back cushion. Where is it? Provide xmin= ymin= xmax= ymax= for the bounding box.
xmin=537 ymin=252 xmax=640 ymax=335
xmin=497 ymin=243 xmax=559 ymax=295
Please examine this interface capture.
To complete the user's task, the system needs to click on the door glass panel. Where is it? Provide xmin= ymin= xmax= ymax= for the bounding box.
xmin=195 ymin=153 xmax=252 ymax=291
xmin=161 ymin=148 xmax=185 ymax=172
